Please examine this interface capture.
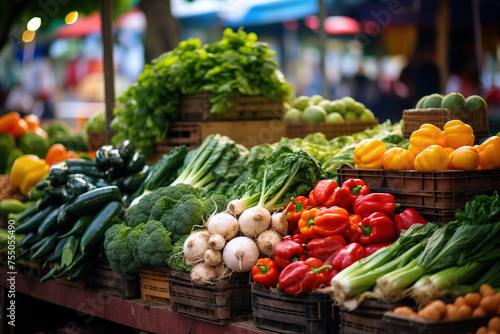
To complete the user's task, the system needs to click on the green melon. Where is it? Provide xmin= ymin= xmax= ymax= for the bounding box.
xmin=353 ymin=101 xmax=366 ymax=115
xmin=441 ymin=92 xmax=467 ymax=110
xmin=415 ymin=95 xmax=428 ymax=109
xmin=344 ymin=111 xmax=358 ymax=121
xmin=293 ymin=96 xmax=311 ymax=111
xmin=301 ymin=105 xmax=327 ymax=123
xmin=359 ymin=109 xmax=375 ymax=121
xmin=466 ymin=95 xmax=488 ymax=110
xmin=327 ymin=112 xmax=344 ymax=123
xmin=310 ymin=95 xmax=324 ymax=105
xmin=284 ymin=108 xmax=302 ymax=124
xmin=317 ymin=99 xmax=331 ymax=109
xmin=329 ymin=100 xmax=346 ymax=115
xmin=341 ymin=97 xmax=357 ymax=111
xmin=423 ymin=93 xmax=443 ymax=109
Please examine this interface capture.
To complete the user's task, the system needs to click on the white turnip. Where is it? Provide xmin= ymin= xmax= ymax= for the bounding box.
xmin=208 ymin=234 xmax=226 ymax=251
xmin=190 ymin=263 xmax=216 ymax=285
xmin=238 ymin=206 xmax=271 ymax=238
xmin=207 ymin=213 xmax=239 ymax=240
xmin=256 ymin=230 xmax=282 ymax=257
xmin=223 ymin=236 xmax=260 ymax=273
xmin=271 ymin=211 xmax=288 ymax=236
xmin=183 ymin=230 xmax=210 ymax=264
xmin=204 ymin=249 xmax=222 ymax=266
xmin=227 ymin=200 xmax=244 ymax=216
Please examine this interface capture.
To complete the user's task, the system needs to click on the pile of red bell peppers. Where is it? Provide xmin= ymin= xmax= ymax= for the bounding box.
xmin=251 ymin=178 xmax=428 ymax=296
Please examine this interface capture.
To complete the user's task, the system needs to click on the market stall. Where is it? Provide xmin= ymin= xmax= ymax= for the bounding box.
xmin=1 ymin=10 xmax=500 ymax=334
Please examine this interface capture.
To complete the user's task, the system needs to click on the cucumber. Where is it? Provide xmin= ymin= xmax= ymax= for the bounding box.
xmin=67 ymin=165 xmax=106 ymax=179
xmin=64 ymin=186 xmax=122 ymax=216
xmin=15 ymin=204 xmax=39 ymax=224
xmin=17 ymin=232 xmax=43 ymax=249
xmin=37 ymin=206 xmax=64 ymax=237
xmin=59 ymin=214 xmax=94 ymax=238
xmin=17 ymin=204 xmax=57 ymax=234
xmin=44 ymin=236 xmax=70 ymax=264
xmin=30 ymin=231 xmax=60 ymax=260
xmin=80 ymin=201 xmax=125 ymax=251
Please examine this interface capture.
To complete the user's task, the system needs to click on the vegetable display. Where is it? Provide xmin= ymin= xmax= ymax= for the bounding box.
xmin=112 ymin=28 xmax=292 ymax=156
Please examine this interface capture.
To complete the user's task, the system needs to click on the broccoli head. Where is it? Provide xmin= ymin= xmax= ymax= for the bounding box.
xmin=125 ymin=184 xmax=200 ymax=227
xmin=202 ymin=192 xmax=229 ymax=218
xmin=103 ymin=223 xmax=141 ymax=274
xmin=50 ymin=133 xmax=87 ymax=152
xmin=167 ymin=234 xmax=193 ymax=272
xmin=44 ymin=120 xmax=71 ymax=139
xmin=136 ymin=220 xmax=173 ymax=268
xmin=163 ymin=194 xmax=205 ymax=243
xmin=149 ymin=197 xmax=178 ymax=221
xmin=18 ymin=132 xmax=49 ymax=158
xmin=0 ymin=134 xmax=15 ymax=173
xmin=126 ymin=223 xmax=145 ymax=265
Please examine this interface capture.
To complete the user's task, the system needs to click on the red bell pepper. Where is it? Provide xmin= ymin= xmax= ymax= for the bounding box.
xmin=336 ymin=179 xmax=370 ymax=213
xmin=285 ymin=196 xmax=311 ymax=235
xmin=283 ymin=233 xmax=310 ymax=246
xmin=325 ymin=243 xmax=366 ymax=282
xmin=365 ymin=242 xmax=393 ymax=256
xmin=308 ymin=179 xmax=339 ymax=208
xmin=274 ymin=240 xmax=307 ymax=269
xmin=298 ymin=207 xmax=349 ymax=238
xmin=278 ymin=258 xmax=332 ymax=295
xmin=356 ymin=212 xmax=395 ymax=246
xmin=252 ymin=258 xmax=280 ymax=288
xmin=306 ymin=235 xmax=346 ymax=262
xmin=341 ymin=214 xmax=363 ymax=244
xmin=353 ymin=193 xmax=399 ymax=218
xmin=393 ymin=208 xmax=427 ymax=238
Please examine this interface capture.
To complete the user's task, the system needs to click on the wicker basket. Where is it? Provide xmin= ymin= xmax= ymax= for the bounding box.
xmin=402 ymin=108 xmax=489 ymax=138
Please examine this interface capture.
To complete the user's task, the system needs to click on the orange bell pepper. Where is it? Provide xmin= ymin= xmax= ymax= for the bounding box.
xmin=478 ymin=136 xmax=500 ymax=169
xmin=408 ymin=124 xmax=447 ymax=157
xmin=382 ymin=147 xmax=415 ymax=170
xmin=449 ymin=146 xmax=480 ymax=170
xmin=45 ymin=144 xmax=69 ymax=166
xmin=443 ymin=120 xmax=475 ymax=149
xmin=23 ymin=114 xmax=40 ymax=131
xmin=414 ymin=145 xmax=450 ymax=171
xmin=298 ymin=207 xmax=349 ymax=238
xmin=354 ymin=139 xmax=387 ymax=169
xmin=0 ymin=112 xmax=28 ymax=139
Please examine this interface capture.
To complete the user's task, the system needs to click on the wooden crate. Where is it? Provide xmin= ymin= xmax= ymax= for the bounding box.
xmin=337 ymin=163 xmax=500 ymax=225
xmin=169 ymin=270 xmax=252 ymax=324
xmin=178 ymin=93 xmax=283 ymax=121
xmin=252 ymin=282 xmax=339 ymax=334
xmin=87 ymin=263 xmax=139 ymax=299
xmin=153 ymin=119 xmax=287 ymax=157
xmin=140 ymin=268 xmax=170 ymax=305
xmin=402 ymin=108 xmax=489 ymax=138
xmin=286 ymin=120 xmax=379 ymax=140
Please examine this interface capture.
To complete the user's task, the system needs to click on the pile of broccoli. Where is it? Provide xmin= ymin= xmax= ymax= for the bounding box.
xmin=124 ymin=184 xmax=228 ymax=243
xmin=18 ymin=132 xmax=49 ymax=159
xmin=103 ymin=220 xmax=174 ymax=274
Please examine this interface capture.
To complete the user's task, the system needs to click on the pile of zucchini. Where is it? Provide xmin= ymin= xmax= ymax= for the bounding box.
xmin=15 ymin=141 xmax=148 ymax=282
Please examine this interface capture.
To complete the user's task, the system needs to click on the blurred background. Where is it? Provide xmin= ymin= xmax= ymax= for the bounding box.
xmin=1 ymin=0 xmax=500 ymax=131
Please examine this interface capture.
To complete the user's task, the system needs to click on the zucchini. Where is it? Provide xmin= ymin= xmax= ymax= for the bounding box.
xmin=144 ymin=145 xmax=188 ymax=191
xmin=38 ymin=189 xmax=64 ymax=209
xmin=30 ymin=231 xmax=59 ymax=260
xmin=94 ymin=145 xmax=114 ymax=170
xmin=45 ymin=236 xmax=70 ymax=264
xmin=15 ymin=204 xmax=39 ymax=224
xmin=121 ymin=166 xmax=149 ymax=192
xmin=64 ymin=260 xmax=94 ymax=281
xmin=37 ymin=206 xmax=64 ymax=237
xmin=17 ymin=232 xmax=42 ymax=249
xmin=16 ymin=204 xmax=57 ymax=234
xmin=80 ymin=201 xmax=125 ymax=251
xmin=67 ymin=175 xmax=90 ymax=197
xmin=36 ymin=180 xmax=50 ymax=190
xmin=108 ymin=149 xmax=125 ymax=168
xmin=49 ymin=163 xmax=69 ymax=186
xmin=67 ymin=165 xmax=106 ymax=179
xmin=117 ymin=140 xmax=136 ymax=161
xmin=65 ymin=159 xmax=96 ymax=168
xmin=59 ymin=214 xmax=94 ymax=238
xmin=64 ymin=186 xmax=122 ymax=216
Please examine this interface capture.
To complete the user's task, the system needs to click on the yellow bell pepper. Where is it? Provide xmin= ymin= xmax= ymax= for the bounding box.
xmin=449 ymin=146 xmax=480 ymax=170
xmin=354 ymin=139 xmax=387 ymax=169
xmin=414 ymin=145 xmax=450 ymax=171
xmin=408 ymin=124 xmax=447 ymax=157
xmin=478 ymin=136 xmax=500 ymax=169
xmin=382 ymin=147 xmax=415 ymax=170
xmin=443 ymin=120 xmax=475 ymax=149
xmin=10 ymin=154 xmax=49 ymax=196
